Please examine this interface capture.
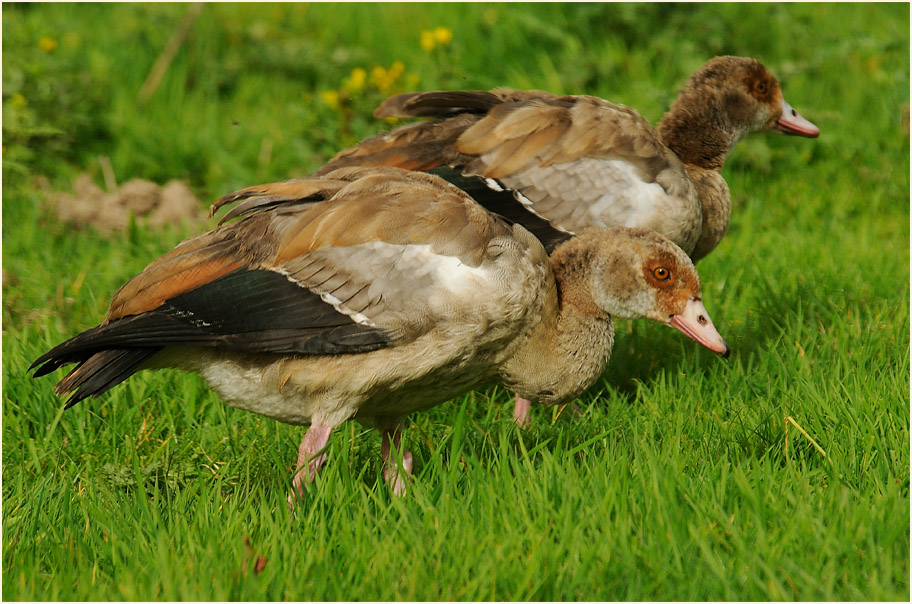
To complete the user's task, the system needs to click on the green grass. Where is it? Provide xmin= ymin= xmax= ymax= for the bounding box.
xmin=3 ymin=3 xmax=909 ymax=601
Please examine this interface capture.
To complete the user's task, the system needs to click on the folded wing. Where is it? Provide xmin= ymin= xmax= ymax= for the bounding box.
xmin=320 ymin=91 xmax=702 ymax=254
xmin=32 ymin=168 xmax=533 ymax=406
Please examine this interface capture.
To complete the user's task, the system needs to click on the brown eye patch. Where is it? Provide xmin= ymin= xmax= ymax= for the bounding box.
xmin=643 ymin=254 xmax=679 ymax=289
xmin=750 ymin=76 xmax=777 ymax=101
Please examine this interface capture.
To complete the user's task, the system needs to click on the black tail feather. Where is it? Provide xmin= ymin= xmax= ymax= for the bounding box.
xmin=31 ymin=324 xmax=161 ymax=407
xmin=378 ymin=90 xmax=502 ymax=118
xmin=57 ymin=348 xmax=160 ymax=408
xmin=30 ymin=323 xmax=119 ymax=377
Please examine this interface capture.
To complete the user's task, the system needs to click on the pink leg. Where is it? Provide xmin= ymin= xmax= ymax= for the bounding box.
xmin=288 ymin=422 xmax=333 ymax=505
xmin=380 ymin=423 xmax=413 ymax=496
xmin=513 ymin=395 xmax=532 ymax=428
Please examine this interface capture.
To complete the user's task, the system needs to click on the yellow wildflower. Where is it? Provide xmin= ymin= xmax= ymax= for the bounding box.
xmin=38 ymin=36 xmax=58 ymax=52
xmin=347 ymin=67 xmax=367 ymax=92
xmin=433 ymin=26 xmax=453 ymax=46
xmin=420 ymin=30 xmax=436 ymax=52
xmin=320 ymin=89 xmax=340 ymax=110
xmin=370 ymin=65 xmax=395 ymax=93
xmin=10 ymin=93 xmax=27 ymax=109
xmin=370 ymin=65 xmax=387 ymax=86
xmin=389 ymin=61 xmax=405 ymax=80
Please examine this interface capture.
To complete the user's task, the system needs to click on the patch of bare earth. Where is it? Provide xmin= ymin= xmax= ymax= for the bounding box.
xmin=40 ymin=173 xmax=208 ymax=233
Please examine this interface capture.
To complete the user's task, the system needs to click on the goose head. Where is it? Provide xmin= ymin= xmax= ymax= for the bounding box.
xmin=588 ymin=227 xmax=730 ymax=356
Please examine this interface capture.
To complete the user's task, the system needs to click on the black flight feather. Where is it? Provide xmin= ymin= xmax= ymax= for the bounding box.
xmin=428 ymin=166 xmax=573 ymax=253
xmin=391 ymin=91 xmax=503 ymax=118
xmin=31 ymin=268 xmax=394 ymax=405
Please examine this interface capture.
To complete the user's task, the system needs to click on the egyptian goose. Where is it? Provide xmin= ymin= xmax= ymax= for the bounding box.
xmin=317 ymin=56 xmax=819 ymax=262
xmin=31 ymin=167 xmax=729 ymax=501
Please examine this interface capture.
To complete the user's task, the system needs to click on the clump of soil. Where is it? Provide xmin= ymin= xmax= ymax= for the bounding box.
xmin=42 ymin=173 xmax=208 ymax=234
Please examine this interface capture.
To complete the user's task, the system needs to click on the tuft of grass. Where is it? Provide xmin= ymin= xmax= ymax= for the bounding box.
xmin=3 ymin=3 xmax=909 ymax=601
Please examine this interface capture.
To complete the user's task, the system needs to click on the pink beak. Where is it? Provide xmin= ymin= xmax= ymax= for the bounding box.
xmin=776 ymin=98 xmax=820 ymax=138
xmin=669 ymin=298 xmax=730 ymax=357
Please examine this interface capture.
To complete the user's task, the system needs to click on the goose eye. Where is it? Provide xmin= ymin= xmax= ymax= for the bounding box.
xmin=653 ymin=267 xmax=671 ymax=281
xmin=755 ymin=80 xmax=768 ymax=94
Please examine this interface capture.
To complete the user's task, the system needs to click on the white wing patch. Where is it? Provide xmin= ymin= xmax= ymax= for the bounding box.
xmin=279 ymin=241 xmax=496 ymax=331
xmin=500 ymin=156 xmax=676 ymax=235
xmin=482 ymin=177 xmax=505 ymax=192
xmin=318 ymin=291 xmax=377 ymax=327
xmin=365 ymin=242 xmax=491 ymax=293
xmin=576 ymin=157 xmax=671 ymax=227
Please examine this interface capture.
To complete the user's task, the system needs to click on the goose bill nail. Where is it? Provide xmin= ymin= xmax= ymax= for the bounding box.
xmin=669 ymin=298 xmax=731 ymax=357
xmin=776 ymin=98 xmax=820 ymax=138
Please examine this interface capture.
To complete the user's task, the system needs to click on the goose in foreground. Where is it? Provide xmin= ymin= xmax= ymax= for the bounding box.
xmin=31 ymin=167 xmax=729 ymax=501
xmin=317 ymin=56 xmax=819 ymax=262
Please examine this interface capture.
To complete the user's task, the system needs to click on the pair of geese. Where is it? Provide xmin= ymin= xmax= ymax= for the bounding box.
xmin=32 ymin=56 xmax=819 ymax=499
